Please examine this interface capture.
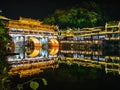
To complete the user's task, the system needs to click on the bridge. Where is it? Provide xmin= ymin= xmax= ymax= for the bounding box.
xmin=2 ymin=16 xmax=120 ymax=77
xmin=4 ymin=17 xmax=60 ymax=77
xmin=7 ymin=17 xmax=59 ymax=51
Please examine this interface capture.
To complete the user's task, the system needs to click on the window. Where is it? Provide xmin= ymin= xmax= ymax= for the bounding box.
xmin=113 ymin=27 xmax=118 ymax=32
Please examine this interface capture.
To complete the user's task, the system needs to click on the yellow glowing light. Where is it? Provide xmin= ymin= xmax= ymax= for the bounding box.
xmin=28 ymin=37 xmax=41 ymax=58
xmin=49 ymin=47 xmax=59 ymax=55
xmin=49 ymin=38 xmax=59 ymax=47
xmin=28 ymin=47 xmax=40 ymax=58
xmin=29 ymin=37 xmax=40 ymax=47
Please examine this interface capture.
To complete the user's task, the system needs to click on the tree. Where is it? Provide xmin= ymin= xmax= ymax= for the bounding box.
xmin=43 ymin=2 xmax=106 ymax=29
xmin=43 ymin=16 xmax=55 ymax=25
xmin=0 ymin=15 xmax=11 ymax=89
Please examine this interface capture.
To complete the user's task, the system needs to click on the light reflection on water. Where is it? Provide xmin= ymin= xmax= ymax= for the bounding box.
xmin=8 ymin=43 xmax=120 ymax=76
xmin=8 ymin=46 xmax=59 ymax=77
xmin=6 ymin=43 xmax=120 ymax=90
xmin=8 ymin=46 xmax=59 ymax=63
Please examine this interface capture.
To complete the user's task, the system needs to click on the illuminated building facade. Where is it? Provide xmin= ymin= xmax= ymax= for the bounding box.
xmin=7 ymin=17 xmax=59 ymax=58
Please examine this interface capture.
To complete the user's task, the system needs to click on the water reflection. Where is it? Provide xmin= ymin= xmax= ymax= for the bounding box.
xmin=8 ymin=45 xmax=59 ymax=77
xmin=7 ymin=42 xmax=120 ymax=89
xmin=59 ymin=47 xmax=120 ymax=75
xmin=8 ymin=46 xmax=59 ymax=62
xmin=8 ymin=42 xmax=120 ymax=76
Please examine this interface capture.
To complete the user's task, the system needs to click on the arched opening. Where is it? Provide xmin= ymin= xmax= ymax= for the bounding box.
xmin=48 ymin=38 xmax=59 ymax=47
xmin=26 ymin=37 xmax=41 ymax=58
xmin=28 ymin=47 xmax=41 ymax=58
xmin=49 ymin=47 xmax=59 ymax=55
xmin=29 ymin=37 xmax=40 ymax=47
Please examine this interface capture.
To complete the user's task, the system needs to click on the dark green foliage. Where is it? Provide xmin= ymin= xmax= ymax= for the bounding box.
xmin=10 ymin=76 xmax=47 ymax=90
xmin=43 ymin=1 xmax=107 ymax=29
xmin=30 ymin=81 xmax=39 ymax=90
xmin=0 ymin=18 xmax=10 ymax=70
xmin=0 ymin=16 xmax=11 ymax=90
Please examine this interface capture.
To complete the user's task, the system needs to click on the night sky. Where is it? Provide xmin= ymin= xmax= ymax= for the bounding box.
xmin=0 ymin=0 xmax=78 ymax=20
xmin=0 ymin=0 xmax=120 ymax=20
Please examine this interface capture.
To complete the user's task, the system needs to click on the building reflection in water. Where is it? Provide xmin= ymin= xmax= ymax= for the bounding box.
xmin=8 ymin=45 xmax=59 ymax=78
xmin=59 ymin=47 xmax=120 ymax=75
xmin=8 ymin=42 xmax=120 ymax=77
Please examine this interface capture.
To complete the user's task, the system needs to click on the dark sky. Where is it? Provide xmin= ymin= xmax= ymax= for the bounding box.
xmin=0 ymin=0 xmax=80 ymax=20
xmin=0 ymin=0 xmax=120 ymax=20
